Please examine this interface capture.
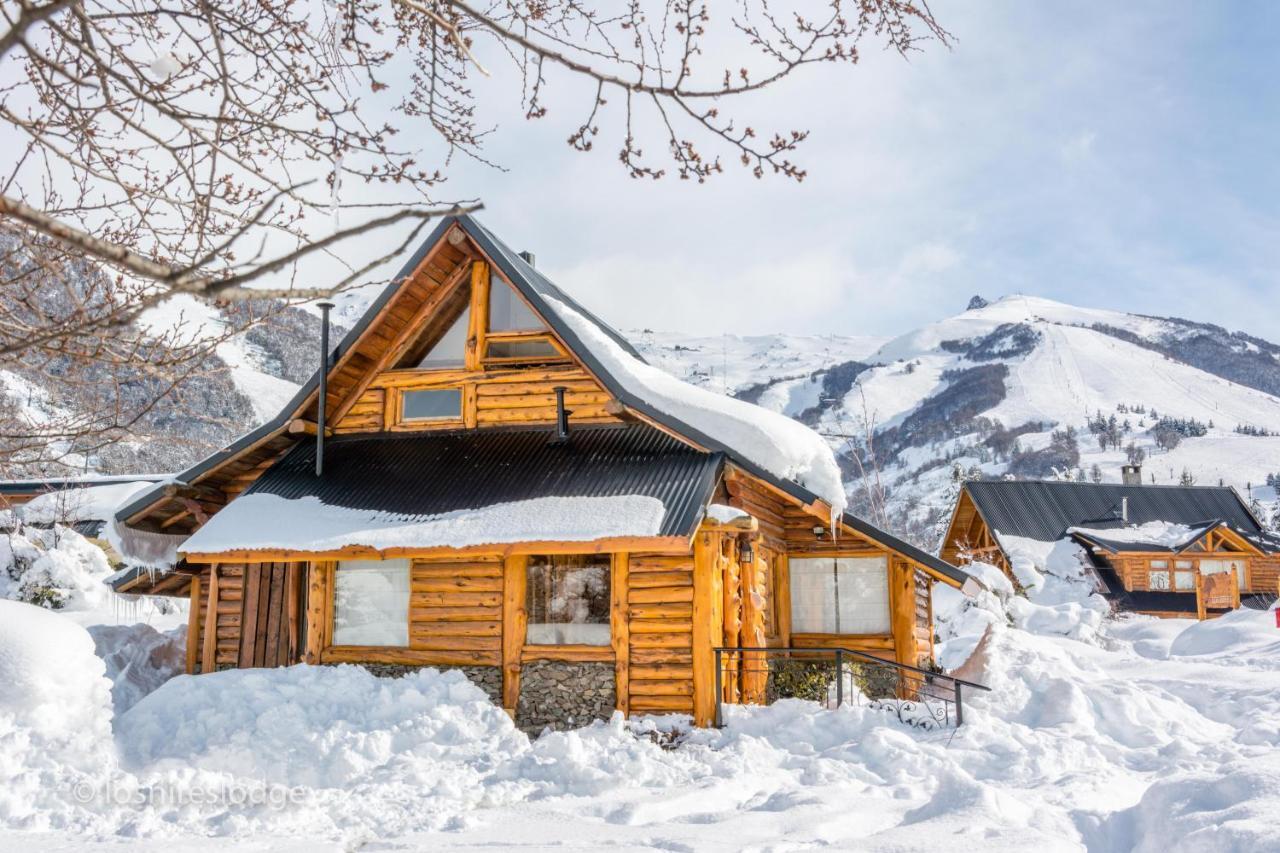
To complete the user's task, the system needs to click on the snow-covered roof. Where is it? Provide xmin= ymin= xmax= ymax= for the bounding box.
xmin=1068 ymin=521 xmax=1212 ymax=553
xmin=177 ymin=424 xmax=721 ymax=557
xmin=181 ymin=493 xmax=668 ymax=555
xmin=16 ymin=480 xmax=162 ymax=526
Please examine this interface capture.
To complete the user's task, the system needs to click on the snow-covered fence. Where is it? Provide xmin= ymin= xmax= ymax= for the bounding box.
xmin=713 ymin=646 xmax=990 ymax=730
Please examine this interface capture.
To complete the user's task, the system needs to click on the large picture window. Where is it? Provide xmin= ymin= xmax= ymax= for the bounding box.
xmin=333 ymin=559 xmax=410 ymax=646
xmin=526 ymin=554 xmax=611 ymax=645
xmin=789 ymin=556 xmax=890 ymax=635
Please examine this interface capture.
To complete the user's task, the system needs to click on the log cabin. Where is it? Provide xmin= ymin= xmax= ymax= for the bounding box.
xmin=940 ymin=478 xmax=1280 ymax=618
xmin=109 ymin=214 xmax=973 ymax=728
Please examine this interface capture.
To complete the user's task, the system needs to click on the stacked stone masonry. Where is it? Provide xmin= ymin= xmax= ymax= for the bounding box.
xmin=516 ymin=661 xmax=616 ymax=732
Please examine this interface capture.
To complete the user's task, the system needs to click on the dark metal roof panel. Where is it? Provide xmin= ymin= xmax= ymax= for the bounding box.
xmin=242 ymin=423 xmax=723 ymax=539
xmin=964 ymin=480 xmax=1263 ymax=543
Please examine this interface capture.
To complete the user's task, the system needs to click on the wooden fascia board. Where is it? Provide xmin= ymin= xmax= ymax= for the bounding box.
xmin=1198 ymin=525 xmax=1263 ymax=556
xmin=182 ymin=535 xmax=692 ymax=564
xmin=939 ymin=489 xmax=970 ymax=554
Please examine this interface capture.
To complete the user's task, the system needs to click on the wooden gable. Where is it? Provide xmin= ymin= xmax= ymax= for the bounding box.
xmin=124 ymin=221 xmax=626 ymax=534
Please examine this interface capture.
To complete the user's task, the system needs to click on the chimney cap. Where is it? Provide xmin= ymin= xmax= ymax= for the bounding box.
xmin=518 ymin=250 xmax=536 ymax=266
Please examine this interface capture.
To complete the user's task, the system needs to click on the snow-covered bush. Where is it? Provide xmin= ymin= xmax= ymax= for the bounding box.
xmin=0 ymin=525 xmax=113 ymax=611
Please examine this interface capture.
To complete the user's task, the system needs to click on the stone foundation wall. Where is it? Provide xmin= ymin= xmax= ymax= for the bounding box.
xmin=359 ymin=663 xmax=503 ymax=706
xmin=516 ymin=661 xmax=616 ymax=732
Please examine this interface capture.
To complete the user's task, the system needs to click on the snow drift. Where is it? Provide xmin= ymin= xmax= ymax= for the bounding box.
xmin=0 ymin=601 xmax=118 ymax=832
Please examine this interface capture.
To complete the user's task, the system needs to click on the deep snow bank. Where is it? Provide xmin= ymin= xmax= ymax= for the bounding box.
xmin=0 ymin=601 xmax=117 ymax=831
xmin=88 ymin=623 xmax=186 ymax=717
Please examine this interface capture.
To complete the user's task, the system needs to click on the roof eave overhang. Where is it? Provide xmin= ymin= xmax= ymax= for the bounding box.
xmin=181 ymin=534 xmax=695 ymax=564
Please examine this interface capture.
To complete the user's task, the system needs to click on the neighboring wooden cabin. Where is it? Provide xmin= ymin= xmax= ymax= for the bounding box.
xmin=111 ymin=215 xmax=970 ymax=728
xmin=941 ymin=479 xmax=1280 ymax=618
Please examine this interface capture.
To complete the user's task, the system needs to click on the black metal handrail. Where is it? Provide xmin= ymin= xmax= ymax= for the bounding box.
xmin=713 ymin=646 xmax=991 ymax=730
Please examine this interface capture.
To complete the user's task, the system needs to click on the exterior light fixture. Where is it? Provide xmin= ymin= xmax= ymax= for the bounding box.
xmin=739 ymin=538 xmax=754 ymax=564
xmin=812 ymin=525 xmax=825 ymax=538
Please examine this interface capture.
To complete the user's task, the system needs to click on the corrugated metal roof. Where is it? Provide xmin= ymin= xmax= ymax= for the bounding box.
xmin=241 ymin=423 xmax=723 ymax=539
xmin=964 ymin=480 xmax=1264 ymax=544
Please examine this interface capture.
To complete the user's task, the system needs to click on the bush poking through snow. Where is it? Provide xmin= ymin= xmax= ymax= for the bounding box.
xmin=0 ymin=526 xmax=113 ymax=611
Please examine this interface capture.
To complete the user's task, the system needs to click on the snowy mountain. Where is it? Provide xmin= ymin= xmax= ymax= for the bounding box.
xmin=631 ymin=295 xmax=1280 ymax=547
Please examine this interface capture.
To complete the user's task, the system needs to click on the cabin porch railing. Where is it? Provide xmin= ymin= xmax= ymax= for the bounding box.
xmin=712 ymin=646 xmax=991 ymax=730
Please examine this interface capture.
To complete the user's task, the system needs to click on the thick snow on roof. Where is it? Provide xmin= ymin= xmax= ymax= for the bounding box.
xmin=17 ymin=481 xmax=159 ymax=525
xmin=1068 ymin=521 xmax=1203 ymax=550
xmin=179 ymin=493 xmax=668 ymax=555
xmin=545 ymin=296 xmax=847 ymax=514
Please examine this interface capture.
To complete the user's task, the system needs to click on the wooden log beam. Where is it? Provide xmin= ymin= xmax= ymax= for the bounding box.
xmin=200 ymin=568 xmax=219 ymax=674
xmin=612 ymin=553 xmax=630 ymax=716
xmin=691 ymin=531 xmax=716 ymax=727
xmin=286 ymin=418 xmax=333 ymax=437
xmin=304 ymin=562 xmax=327 ymax=664
xmin=185 ymin=575 xmax=201 ymax=674
xmin=502 ymin=554 xmax=526 ymax=714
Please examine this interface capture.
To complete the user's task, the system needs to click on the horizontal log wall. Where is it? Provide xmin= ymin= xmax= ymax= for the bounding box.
xmin=626 ymin=552 xmax=696 ymax=716
xmin=211 ymin=565 xmax=245 ymax=667
xmin=409 ymin=557 xmax=504 ymax=665
xmin=1253 ymin=556 xmax=1280 ymax=593
xmin=333 ymin=366 xmax=622 ymax=433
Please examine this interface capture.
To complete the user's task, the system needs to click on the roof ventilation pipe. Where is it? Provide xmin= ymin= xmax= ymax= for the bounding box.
xmin=316 ymin=301 xmax=334 ymax=477
xmin=552 ymin=386 xmax=572 ymax=445
xmin=1121 ymin=496 xmax=1129 ymax=524
xmin=518 ymin=250 xmax=536 ymax=266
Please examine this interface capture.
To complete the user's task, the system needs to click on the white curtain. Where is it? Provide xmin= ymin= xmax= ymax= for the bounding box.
xmin=333 ymin=559 xmax=411 ymax=646
xmin=1199 ymin=558 xmax=1246 ymax=591
xmin=789 ymin=556 xmax=890 ymax=635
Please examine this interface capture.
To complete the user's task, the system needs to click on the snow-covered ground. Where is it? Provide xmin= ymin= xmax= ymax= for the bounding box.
xmin=2 ymin=538 xmax=1278 ymax=852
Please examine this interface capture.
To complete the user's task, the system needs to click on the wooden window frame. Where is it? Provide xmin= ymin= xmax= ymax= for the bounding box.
xmin=325 ymin=558 xmax=413 ymax=653
xmin=481 ymin=331 xmax=571 ymax=367
xmin=388 ymin=384 xmax=467 ymax=431
xmin=521 ymin=553 xmax=615 ymax=659
xmin=786 ymin=553 xmax=893 ymax=640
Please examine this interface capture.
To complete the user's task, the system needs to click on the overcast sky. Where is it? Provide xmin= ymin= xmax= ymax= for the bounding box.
xmin=411 ymin=1 xmax=1279 ymax=342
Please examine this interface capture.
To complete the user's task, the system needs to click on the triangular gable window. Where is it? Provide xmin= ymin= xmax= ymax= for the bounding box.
xmin=393 ymin=281 xmax=471 ymax=370
xmin=415 ymin=304 xmax=469 ymax=369
xmin=489 ymin=279 xmax=544 ymax=332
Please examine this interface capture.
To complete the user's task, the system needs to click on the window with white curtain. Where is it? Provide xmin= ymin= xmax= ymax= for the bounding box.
xmin=1199 ymin=558 xmax=1247 ymax=591
xmin=789 ymin=556 xmax=890 ymax=635
xmin=525 ymin=554 xmax=611 ymax=645
xmin=333 ymin=559 xmax=410 ymax=646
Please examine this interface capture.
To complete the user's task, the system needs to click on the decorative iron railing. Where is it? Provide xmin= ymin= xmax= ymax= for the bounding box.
xmin=712 ymin=646 xmax=991 ymax=730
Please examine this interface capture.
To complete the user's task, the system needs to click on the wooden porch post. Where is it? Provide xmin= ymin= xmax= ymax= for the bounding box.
xmin=502 ymin=554 xmax=527 ymax=716
xmin=692 ymin=532 xmax=716 ymax=727
xmin=200 ymin=568 xmax=219 ymax=674
xmin=612 ymin=553 xmax=630 ymax=716
xmin=890 ymin=558 xmax=918 ymax=669
xmin=185 ymin=575 xmax=201 ymax=674
xmin=304 ymin=562 xmax=328 ymax=663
